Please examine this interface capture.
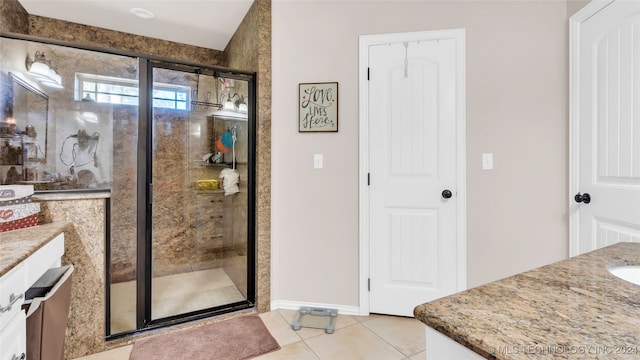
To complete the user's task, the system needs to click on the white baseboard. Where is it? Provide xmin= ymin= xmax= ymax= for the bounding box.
xmin=270 ymin=300 xmax=361 ymax=316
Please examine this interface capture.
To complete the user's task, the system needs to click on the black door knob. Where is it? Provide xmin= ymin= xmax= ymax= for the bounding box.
xmin=574 ymin=192 xmax=591 ymax=204
xmin=442 ymin=189 xmax=452 ymax=199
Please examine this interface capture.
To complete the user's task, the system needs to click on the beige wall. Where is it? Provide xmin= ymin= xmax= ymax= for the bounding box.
xmin=272 ymin=1 xmax=570 ymax=309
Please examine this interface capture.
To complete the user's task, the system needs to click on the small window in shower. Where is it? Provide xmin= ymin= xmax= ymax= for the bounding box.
xmin=75 ymin=73 xmax=190 ymax=110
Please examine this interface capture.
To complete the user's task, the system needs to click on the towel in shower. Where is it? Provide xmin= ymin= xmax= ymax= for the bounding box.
xmin=219 ymin=168 xmax=239 ymax=196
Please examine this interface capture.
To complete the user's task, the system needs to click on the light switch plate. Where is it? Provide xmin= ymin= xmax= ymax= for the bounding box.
xmin=482 ymin=153 xmax=493 ymax=170
xmin=314 ymin=154 xmax=323 ymax=169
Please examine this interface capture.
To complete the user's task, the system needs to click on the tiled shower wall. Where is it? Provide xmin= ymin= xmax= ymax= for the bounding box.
xmin=1 ymin=0 xmax=271 ymax=327
xmin=226 ymin=0 xmax=272 ymax=313
xmin=0 ymin=0 xmax=29 ymax=33
xmin=28 ymin=16 xmax=227 ymax=66
xmin=0 ymin=0 xmax=271 ymax=358
xmin=109 ymin=72 xmax=250 ymax=287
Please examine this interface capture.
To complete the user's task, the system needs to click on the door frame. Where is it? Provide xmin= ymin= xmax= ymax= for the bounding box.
xmin=358 ymin=29 xmax=467 ymax=315
xmin=569 ymin=0 xmax=616 ymax=257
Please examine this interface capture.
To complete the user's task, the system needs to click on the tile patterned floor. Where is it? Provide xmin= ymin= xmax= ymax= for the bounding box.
xmin=74 ymin=309 xmax=426 ymax=359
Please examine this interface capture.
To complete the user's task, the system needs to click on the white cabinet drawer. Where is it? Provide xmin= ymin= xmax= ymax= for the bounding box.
xmin=0 ymin=310 xmax=26 ymax=360
xmin=0 ymin=264 xmax=26 ymax=333
xmin=0 ymin=232 xmax=64 ymax=359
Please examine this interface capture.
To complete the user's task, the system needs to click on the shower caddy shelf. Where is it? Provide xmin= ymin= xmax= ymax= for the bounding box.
xmin=191 ymin=160 xmax=247 ymax=168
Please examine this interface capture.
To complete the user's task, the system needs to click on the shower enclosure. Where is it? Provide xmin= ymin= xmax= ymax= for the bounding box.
xmin=110 ymin=61 xmax=256 ymax=336
xmin=0 ymin=34 xmax=256 ymax=338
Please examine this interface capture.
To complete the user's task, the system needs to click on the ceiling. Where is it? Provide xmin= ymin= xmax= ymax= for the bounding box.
xmin=19 ymin=0 xmax=255 ymax=51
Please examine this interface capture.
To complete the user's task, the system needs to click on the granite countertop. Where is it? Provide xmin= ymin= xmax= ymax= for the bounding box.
xmin=0 ymin=221 xmax=72 ymax=277
xmin=414 ymin=242 xmax=640 ymax=359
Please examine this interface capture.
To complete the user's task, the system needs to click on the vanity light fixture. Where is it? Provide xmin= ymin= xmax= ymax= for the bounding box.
xmin=39 ymin=75 xmax=63 ymax=89
xmin=26 ymin=51 xmax=63 ymax=88
xmin=212 ymin=93 xmax=248 ymax=120
xmin=130 ymin=7 xmax=155 ymax=19
xmin=223 ymin=100 xmax=235 ymax=111
xmin=235 ymin=95 xmax=248 ymax=113
xmin=27 ymin=59 xmax=50 ymax=78
xmin=222 ymin=93 xmax=248 ymax=112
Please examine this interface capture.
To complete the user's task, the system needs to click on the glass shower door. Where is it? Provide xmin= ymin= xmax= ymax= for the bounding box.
xmin=150 ymin=65 xmax=251 ymax=322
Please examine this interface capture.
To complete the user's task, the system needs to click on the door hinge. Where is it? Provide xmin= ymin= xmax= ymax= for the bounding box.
xmin=368 ymin=278 xmax=371 ymax=291
xmin=367 ymin=67 xmax=370 ymax=81
xmin=367 ymin=173 xmax=370 ymax=186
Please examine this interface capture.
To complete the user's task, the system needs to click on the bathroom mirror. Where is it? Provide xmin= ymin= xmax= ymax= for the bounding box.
xmin=10 ymin=72 xmax=49 ymax=161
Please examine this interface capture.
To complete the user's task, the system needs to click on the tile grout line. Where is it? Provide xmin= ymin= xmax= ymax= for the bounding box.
xmin=299 ymin=320 xmax=365 ymax=360
xmin=276 ymin=310 xmax=323 ymax=359
xmin=359 ymin=321 xmax=414 ymax=359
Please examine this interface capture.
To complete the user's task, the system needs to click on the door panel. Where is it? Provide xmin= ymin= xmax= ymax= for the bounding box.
xmin=595 ymin=217 xmax=640 ymax=249
xmin=389 ymin=209 xmax=439 ymax=284
xmin=595 ymin=18 xmax=639 ymax=181
xmin=368 ymin=34 xmax=462 ymax=316
xmin=573 ymin=0 xmax=640 ymax=255
xmin=150 ymin=66 xmax=251 ymax=322
xmin=389 ymin=59 xmax=438 ymax=176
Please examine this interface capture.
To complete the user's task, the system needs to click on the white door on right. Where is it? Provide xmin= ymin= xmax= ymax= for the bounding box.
xmin=571 ymin=0 xmax=640 ymax=256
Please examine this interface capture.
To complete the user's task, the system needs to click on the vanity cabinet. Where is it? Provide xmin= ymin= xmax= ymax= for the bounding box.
xmin=0 ymin=310 xmax=26 ymax=360
xmin=0 ymin=232 xmax=64 ymax=360
xmin=0 ymin=263 xmax=26 ymax=360
xmin=425 ymin=327 xmax=484 ymax=360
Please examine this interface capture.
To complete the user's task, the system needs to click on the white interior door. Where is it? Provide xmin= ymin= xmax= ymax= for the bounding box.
xmin=571 ymin=0 xmax=640 ymax=256
xmin=360 ymin=30 xmax=465 ymax=317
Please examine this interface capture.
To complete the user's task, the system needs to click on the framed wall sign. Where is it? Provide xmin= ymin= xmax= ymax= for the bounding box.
xmin=298 ymin=82 xmax=338 ymax=132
